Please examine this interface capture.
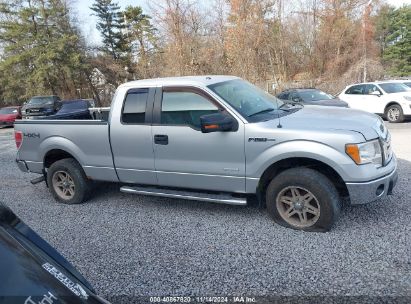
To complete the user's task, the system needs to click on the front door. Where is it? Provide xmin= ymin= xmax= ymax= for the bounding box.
xmin=152 ymin=87 xmax=246 ymax=193
xmin=362 ymin=84 xmax=385 ymax=114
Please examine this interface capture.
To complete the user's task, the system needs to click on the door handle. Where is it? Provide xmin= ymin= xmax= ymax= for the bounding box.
xmin=154 ymin=134 xmax=168 ymax=145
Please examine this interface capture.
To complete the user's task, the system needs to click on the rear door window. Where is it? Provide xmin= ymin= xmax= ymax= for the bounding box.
xmin=345 ymin=85 xmax=365 ymax=95
xmin=122 ymin=88 xmax=149 ymax=124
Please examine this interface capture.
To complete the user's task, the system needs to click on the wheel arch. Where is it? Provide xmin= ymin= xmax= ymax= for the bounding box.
xmin=257 ymin=157 xmax=349 ymax=206
xmin=44 ymin=149 xmax=81 ymax=169
xmin=384 ymin=101 xmax=402 ymax=114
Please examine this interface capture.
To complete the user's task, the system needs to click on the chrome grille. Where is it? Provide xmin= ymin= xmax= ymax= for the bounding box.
xmin=382 ymin=133 xmax=392 ymax=165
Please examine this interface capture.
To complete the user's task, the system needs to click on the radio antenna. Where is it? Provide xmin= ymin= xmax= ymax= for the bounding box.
xmin=276 ymin=99 xmax=283 ymax=128
xmin=277 ymin=113 xmax=282 ymax=128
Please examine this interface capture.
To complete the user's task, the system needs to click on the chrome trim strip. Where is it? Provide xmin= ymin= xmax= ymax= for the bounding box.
xmin=83 ymin=165 xmax=115 ymax=170
xmin=120 ymin=186 xmax=247 ymax=206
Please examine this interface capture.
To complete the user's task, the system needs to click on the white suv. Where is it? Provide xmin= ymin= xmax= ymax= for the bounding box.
xmin=339 ymin=81 xmax=411 ymax=123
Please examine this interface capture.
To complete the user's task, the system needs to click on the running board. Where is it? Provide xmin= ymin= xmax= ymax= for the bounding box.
xmin=120 ymin=186 xmax=247 ymax=206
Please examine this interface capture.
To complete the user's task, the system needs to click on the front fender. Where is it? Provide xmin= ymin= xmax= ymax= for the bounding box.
xmin=247 ymin=140 xmax=354 ymax=181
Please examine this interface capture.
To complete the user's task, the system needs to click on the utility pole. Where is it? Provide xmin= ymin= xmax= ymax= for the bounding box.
xmin=363 ymin=0 xmax=373 ymax=82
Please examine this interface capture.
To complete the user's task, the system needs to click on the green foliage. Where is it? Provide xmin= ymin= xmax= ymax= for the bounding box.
xmin=376 ymin=5 xmax=411 ymax=76
xmin=123 ymin=5 xmax=158 ymax=78
xmin=90 ymin=0 xmax=128 ymax=60
xmin=0 ymin=0 xmax=89 ymax=104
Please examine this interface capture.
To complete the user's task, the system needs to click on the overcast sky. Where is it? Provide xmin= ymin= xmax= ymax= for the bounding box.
xmin=74 ymin=0 xmax=411 ymax=46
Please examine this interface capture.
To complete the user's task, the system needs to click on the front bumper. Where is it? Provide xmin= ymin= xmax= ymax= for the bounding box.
xmin=346 ymin=163 xmax=398 ymax=205
xmin=0 ymin=120 xmax=14 ymax=127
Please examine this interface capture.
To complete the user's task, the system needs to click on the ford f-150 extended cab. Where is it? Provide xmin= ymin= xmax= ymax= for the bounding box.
xmin=14 ymin=76 xmax=398 ymax=232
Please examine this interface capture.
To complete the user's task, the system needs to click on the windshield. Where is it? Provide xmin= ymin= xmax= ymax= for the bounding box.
xmin=28 ymin=97 xmax=55 ymax=105
xmin=208 ymin=79 xmax=284 ymax=119
xmin=378 ymin=83 xmax=410 ymax=94
xmin=300 ymin=90 xmax=334 ymax=101
xmin=0 ymin=108 xmax=18 ymax=114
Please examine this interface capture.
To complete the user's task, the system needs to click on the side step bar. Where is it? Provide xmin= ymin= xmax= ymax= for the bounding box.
xmin=120 ymin=186 xmax=247 ymax=206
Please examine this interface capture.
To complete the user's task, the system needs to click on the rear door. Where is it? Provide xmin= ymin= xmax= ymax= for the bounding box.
xmin=341 ymin=84 xmax=367 ymax=111
xmin=151 ymin=86 xmax=246 ymax=193
xmin=110 ymin=87 xmax=157 ymax=185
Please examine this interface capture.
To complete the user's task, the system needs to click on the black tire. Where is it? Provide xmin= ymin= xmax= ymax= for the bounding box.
xmin=47 ymin=158 xmax=92 ymax=204
xmin=266 ymin=168 xmax=341 ymax=232
xmin=385 ymin=104 xmax=404 ymax=123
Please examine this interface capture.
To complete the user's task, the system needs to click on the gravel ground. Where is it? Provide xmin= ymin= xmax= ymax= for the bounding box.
xmin=0 ymin=124 xmax=410 ymax=303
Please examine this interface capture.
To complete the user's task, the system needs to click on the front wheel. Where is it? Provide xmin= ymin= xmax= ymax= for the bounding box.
xmin=385 ymin=104 xmax=404 ymax=123
xmin=266 ymin=168 xmax=341 ymax=232
xmin=47 ymin=158 xmax=92 ymax=204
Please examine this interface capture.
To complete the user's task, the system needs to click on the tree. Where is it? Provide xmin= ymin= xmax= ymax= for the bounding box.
xmin=123 ymin=5 xmax=158 ymax=78
xmin=151 ymin=0 xmax=208 ymax=76
xmin=0 ymin=0 xmax=91 ymax=104
xmin=90 ymin=0 xmax=127 ymax=60
xmin=376 ymin=5 xmax=411 ymax=76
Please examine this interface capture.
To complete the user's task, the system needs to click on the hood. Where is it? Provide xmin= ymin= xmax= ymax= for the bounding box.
xmin=304 ymin=98 xmax=349 ymax=107
xmin=385 ymin=92 xmax=411 ymax=101
xmin=22 ymin=102 xmax=54 ymax=110
xmin=0 ymin=113 xmax=18 ymax=121
xmin=280 ymin=105 xmax=386 ymax=140
xmin=0 ymin=204 xmax=106 ymax=303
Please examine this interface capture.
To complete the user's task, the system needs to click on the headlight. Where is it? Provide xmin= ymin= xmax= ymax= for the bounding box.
xmin=404 ymin=96 xmax=411 ymax=101
xmin=346 ymin=139 xmax=382 ymax=166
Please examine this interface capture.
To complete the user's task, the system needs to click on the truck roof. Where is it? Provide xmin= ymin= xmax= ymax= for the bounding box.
xmin=119 ymin=75 xmax=240 ymax=88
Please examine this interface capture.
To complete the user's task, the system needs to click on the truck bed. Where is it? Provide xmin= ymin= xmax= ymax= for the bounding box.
xmin=14 ymin=119 xmax=118 ymax=182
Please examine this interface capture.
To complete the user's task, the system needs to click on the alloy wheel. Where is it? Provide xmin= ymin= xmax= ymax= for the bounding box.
xmin=388 ymin=108 xmax=400 ymax=122
xmin=52 ymin=171 xmax=75 ymax=200
xmin=276 ymin=186 xmax=321 ymax=228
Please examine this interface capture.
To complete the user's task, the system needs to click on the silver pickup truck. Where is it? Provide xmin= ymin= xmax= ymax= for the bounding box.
xmin=14 ymin=76 xmax=398 ymax=232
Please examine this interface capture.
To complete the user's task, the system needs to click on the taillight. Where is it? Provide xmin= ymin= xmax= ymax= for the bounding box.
xmin=14 ymin=131 xmax=23 ymax=149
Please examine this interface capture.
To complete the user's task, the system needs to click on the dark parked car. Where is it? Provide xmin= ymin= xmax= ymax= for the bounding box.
xmin=0 ymin=203 xmax=109 ymax=304
xmin=0 ymin=106 xmax=21 ymax=127
xmin=277 ymin=88 xmax=349 ymax=107
xmin=22 ymin=95 xmax=62 ymax=118
xmin=38 ymin=99 xmax=93 ymax=120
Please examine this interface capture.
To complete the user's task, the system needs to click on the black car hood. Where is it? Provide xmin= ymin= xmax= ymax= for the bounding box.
xmin=0 ymin=204 xmax=108 ymax=304
xmin=304 ymin=98 xmax=348 ymax=107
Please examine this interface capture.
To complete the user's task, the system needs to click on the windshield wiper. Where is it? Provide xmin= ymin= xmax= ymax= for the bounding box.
xmin=279 ymin=103 xmax=302 ymax=110
xmin=248 ymin=108 xmax=275 ymax=117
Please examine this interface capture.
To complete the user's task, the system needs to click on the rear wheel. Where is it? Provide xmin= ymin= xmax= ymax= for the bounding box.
xmin=385 ymin=104 xmax=404 ymax=123
xmin=47 ymin=158 xmax=92 ymax=204
xmin=266 ymin=168 xmax=341 ymax=232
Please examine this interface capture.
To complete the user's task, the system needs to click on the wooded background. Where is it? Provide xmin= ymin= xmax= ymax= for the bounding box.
xmin=0 ymin=0 xmax=410 ymax=106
